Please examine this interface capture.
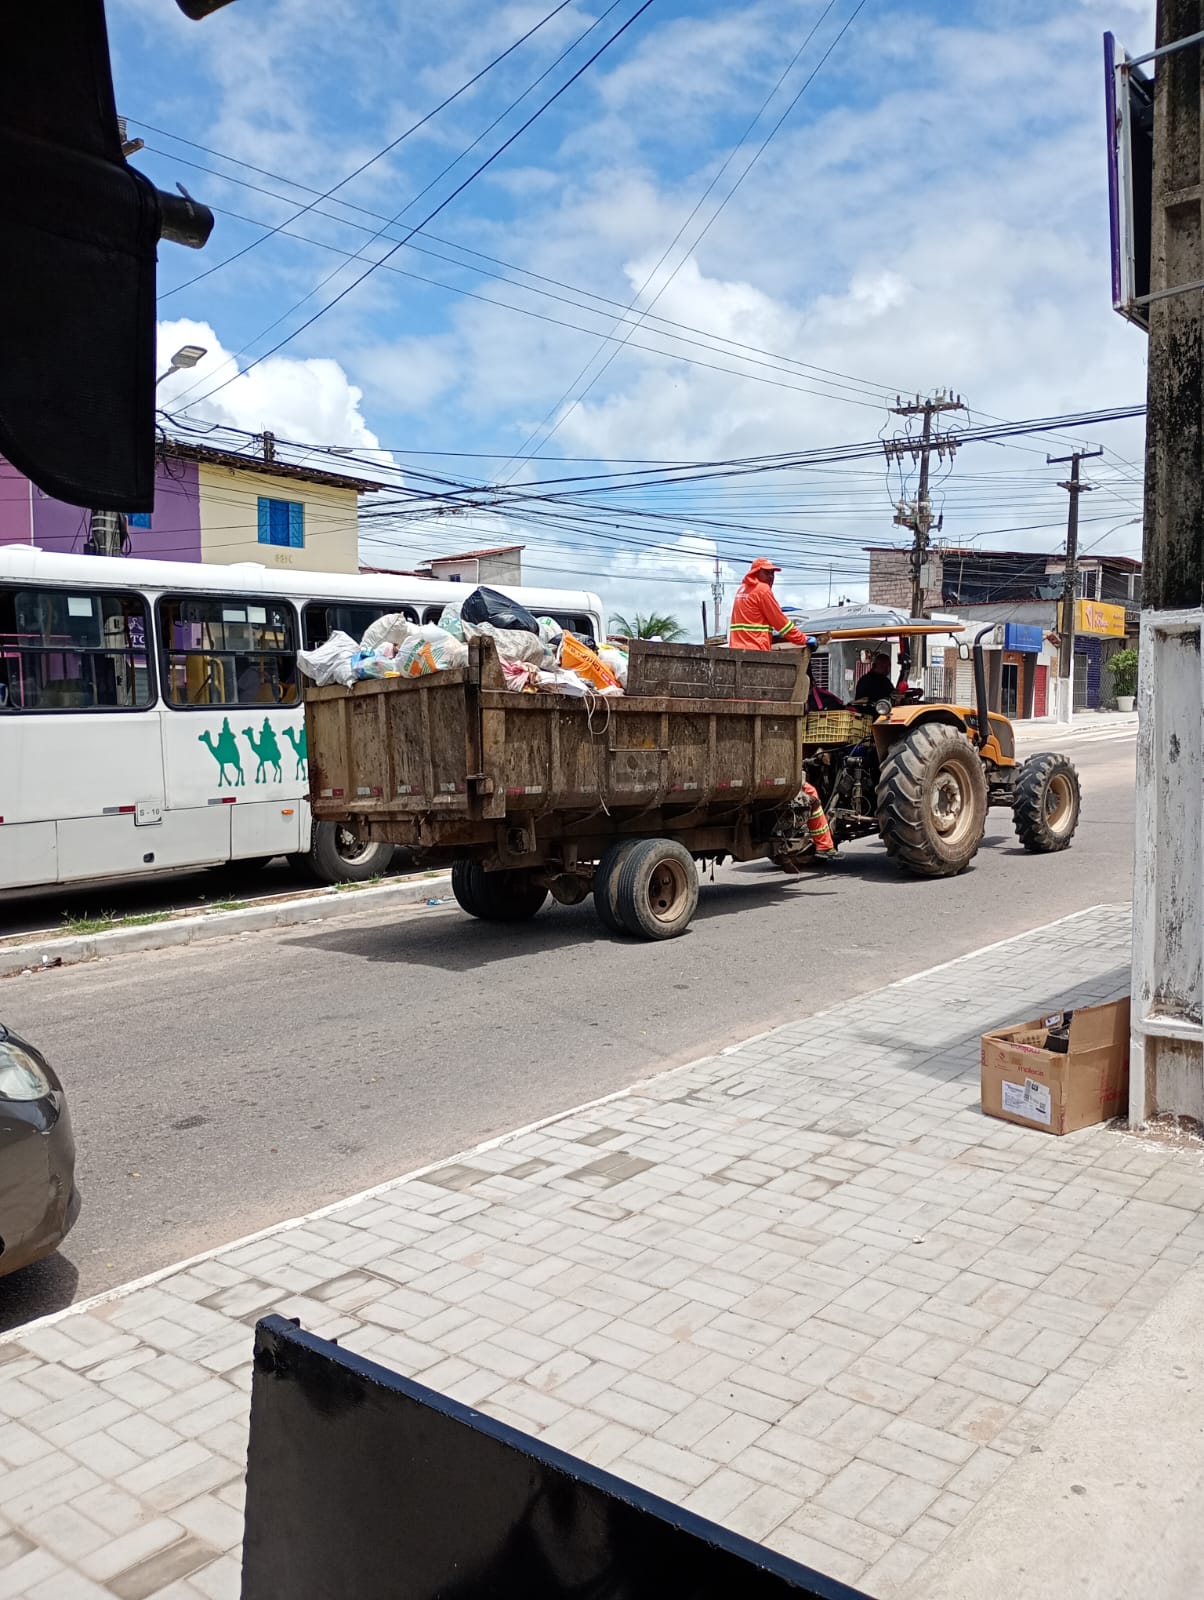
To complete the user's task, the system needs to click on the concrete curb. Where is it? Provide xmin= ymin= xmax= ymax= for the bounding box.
xmin=0 ymin=873 xmax=454 ymax=979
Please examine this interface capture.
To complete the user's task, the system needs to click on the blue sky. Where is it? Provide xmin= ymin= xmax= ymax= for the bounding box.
xmin=112 ymin=0 xmax=1155 ymax=624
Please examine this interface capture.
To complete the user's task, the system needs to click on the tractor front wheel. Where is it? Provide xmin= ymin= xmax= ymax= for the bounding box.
xmin=877 ymin=724 xmax=989 ymax=878
xmin=1013 ymin=752 xmax=1081 ymax=853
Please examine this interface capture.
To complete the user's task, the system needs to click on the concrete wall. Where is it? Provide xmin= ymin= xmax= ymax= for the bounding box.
xmin=197 ymin=463 xmax=359 ymax=574
xmin=867 ymin=548 xmax=942 ymax=612
xmin=0 ymin=458 xmax=33 ymax=544
xmin=428 ymin=552 xmax=524 ymax=586
xmin=1131 ymin=610 xmax=1203 ymax=1126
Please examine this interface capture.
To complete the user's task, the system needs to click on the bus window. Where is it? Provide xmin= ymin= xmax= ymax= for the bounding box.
xmin=159 ymin=595 xmax=299 ymax=709
xmin=0 ymin=587 xmax=154 ymax=712
xmin=546 ymin=612 xmax=598 ymax=648
xmin=302 ymin=601 xmax=417 ymax=649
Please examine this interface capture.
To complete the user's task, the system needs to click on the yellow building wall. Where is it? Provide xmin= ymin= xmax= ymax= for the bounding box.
xmin=196 ymin=463 xmax=360 ymax=575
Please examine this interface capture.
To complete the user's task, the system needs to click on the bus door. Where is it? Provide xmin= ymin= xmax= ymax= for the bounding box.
xmin=157 ymin=594 xmax=306 ymax=863
xmin=0 ymin=585 xmax=166 ymax=886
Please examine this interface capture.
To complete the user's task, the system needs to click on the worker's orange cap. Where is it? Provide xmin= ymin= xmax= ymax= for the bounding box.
xmin=748 ymin=557 xmax=781 ymax=574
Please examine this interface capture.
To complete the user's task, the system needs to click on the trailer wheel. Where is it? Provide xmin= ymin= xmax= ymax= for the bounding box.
xmin=451 ymin=860 xmax=548 ymax=922
xmin=301 ymin=822 xmax=395 ymax=884
xmin=1013 ymin=752 xmax=1081 ymax=853
xmin=613 ymin=838 xmax=699 ymax=940
xmin=593 ymin=839 xmax=640 ymax=935
xmin=877 ymin=723 xmax=988 ymax=878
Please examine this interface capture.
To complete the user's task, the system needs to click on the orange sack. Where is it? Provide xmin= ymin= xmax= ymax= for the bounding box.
xmin=560 ymin=632 xmax=622 ymax=691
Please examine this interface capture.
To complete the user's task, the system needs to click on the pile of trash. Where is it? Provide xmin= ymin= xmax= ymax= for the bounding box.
xmin=298 ymin=586 xmax=629 ymax=699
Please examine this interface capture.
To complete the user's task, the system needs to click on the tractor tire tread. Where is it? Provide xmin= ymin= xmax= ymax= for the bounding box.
xmin=1013 ymin=751 xmax=1082 ymax=853
xmin=877 ymin=723 xmax=988 ymax=878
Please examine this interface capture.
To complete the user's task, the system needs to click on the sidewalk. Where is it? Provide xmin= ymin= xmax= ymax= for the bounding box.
xmin=1013 ymin=710 xmax=1137 ymax=740
xmin=3 ymin=903 xmax=1202 ymax=1599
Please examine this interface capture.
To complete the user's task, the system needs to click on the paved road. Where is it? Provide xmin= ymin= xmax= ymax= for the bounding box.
xmin=0 ymin=732 xmax=1134 ymax=1328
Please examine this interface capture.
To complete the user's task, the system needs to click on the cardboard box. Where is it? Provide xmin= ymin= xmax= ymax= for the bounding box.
xmin=981 ymin=998 xmax=1130 ymax=1135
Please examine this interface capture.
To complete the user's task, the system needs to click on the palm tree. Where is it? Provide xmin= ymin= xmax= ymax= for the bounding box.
xmin=609 ymin=611 xmax=686 ymax=642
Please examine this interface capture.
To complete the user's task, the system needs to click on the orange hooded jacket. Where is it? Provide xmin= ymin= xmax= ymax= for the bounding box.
xmin=728 ymin=561 xmax=806 ymax=650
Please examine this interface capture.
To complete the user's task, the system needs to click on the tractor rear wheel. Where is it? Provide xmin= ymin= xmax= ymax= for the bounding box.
xmin=1013 ymin=752 xmax=1081 ymax=853
xmin=877 ymin=724 xmax=989 ymax=877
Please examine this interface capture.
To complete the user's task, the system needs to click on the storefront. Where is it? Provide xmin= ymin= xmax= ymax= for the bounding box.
xmin=1068 ymin=600 xmax=1127 ymax=709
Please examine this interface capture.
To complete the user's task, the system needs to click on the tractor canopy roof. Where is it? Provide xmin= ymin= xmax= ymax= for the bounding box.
xmin=819 ymin=622 xmax=965 ymax=642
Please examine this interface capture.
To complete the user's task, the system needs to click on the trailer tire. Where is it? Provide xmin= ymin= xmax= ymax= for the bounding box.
xmin=613 ymin=838 xmax=699 ymax=940
xmin=877 ymin=723 xmax=988 ymax=878
xmin=451 ymin=860 xmax=548 ymax=922
xmin=1013 ymin=752 xmax=1081 ymax=853
xmin=593 ymin=839 xmax=641 ymax=935
xmin=302 ymin=822 xmax=395 ymax=884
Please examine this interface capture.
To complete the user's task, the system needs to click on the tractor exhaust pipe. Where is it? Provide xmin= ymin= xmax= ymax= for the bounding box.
xmin=971 ymin=625 xmax=993 ymax=749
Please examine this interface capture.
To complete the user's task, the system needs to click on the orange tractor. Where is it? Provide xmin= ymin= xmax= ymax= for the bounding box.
xmin=800 ymin=623 xmax=1081 ymax=876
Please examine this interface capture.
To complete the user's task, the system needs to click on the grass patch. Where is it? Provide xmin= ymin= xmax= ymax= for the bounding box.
xmin=62 ymin=910 xmax=173 ymax=936
xmin=208 ymin=899 xmax=249 ymax=914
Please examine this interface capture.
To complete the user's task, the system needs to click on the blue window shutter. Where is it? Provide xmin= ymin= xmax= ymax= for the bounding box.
xmin=128 ymin=511 xmax=152 ymax=530
xmin=289 ymin=501 xmax=304 ymax=548
xmin=269 ymin=500 xmax=289 ymax=545
xmin=257 ymin=497 xmax=271 ymax=545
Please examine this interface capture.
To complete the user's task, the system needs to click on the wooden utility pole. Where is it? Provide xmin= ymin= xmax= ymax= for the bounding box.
xmin=885 ymin=392 xmax=965 ymax=670
xmin=1049 ymin=448 xmax=1103 ymax=689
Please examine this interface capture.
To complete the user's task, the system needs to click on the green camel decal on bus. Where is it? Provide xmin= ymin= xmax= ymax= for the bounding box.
xmin=243 ymin=718 xmax=283 ymax=784
xmin=283 ymin=724 xmax=308 ymax=779
xmin=199 ymin=719 xmax=245 ymax=787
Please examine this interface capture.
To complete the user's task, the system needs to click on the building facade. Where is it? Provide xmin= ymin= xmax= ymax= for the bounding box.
xmin=0 ymin=440 xmax=382 ymax=576
xmin=866 ymin=546 xmax=1140 ymax=712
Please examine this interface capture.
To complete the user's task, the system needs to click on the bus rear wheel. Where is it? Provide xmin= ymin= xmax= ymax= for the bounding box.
xmin=299 ymin=822 xmax=395 ymax=884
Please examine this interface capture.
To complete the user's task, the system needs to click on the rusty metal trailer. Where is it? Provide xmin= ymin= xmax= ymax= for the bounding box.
xmin=305 ymin=638 xmax=817 ymax=939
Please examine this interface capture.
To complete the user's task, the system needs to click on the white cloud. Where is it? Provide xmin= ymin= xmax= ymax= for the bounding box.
xmin=156 ymin=318 xmax=384 ymax=453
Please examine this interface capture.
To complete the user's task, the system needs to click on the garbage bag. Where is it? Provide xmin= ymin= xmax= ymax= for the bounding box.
xmin=394 ymin=631 xmax=469 ymax=678
xmin=360 ymin=613 xmax=415 ymax=653
xmin=468 ymin=621 xmax=546 ymax=665
xmin=438 ymin=604 xmax=465 ymax=641
xmin=598 ymin=643 xmax=629 ymax=688
xmin=461 ymin=586 xmax=539 ymax=635
xmin=560 ymin=631 xmax=622 ymax=691
xmin=298 ymin=630 xmax=359 ymax=686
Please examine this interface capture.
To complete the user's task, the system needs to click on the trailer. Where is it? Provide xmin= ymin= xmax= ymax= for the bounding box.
xmin=305 ymin=638 xmax=819 ymax=940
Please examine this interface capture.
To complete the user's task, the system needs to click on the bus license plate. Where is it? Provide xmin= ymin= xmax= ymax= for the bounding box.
xmin=135 ymin=803 xmax=163 ymax=827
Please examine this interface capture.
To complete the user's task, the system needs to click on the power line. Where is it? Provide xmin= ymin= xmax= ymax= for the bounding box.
xmin=158 ymin=0 xmax=580 ymax=302
xmin=498 ymin=0 xmax=872 ymax=478
xmin=177 ymin=0 xmax=657 ymax=414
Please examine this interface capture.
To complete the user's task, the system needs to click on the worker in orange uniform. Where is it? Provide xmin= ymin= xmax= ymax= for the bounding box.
xmin=728 ymin=557 xmax=808 ymax=650
xmin=728 ymin=558 xmax=837 ymax=857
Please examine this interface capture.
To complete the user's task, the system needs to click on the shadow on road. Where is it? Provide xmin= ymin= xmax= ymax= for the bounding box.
xmin=0 ymin=1250 xmax=80 ymax=1333
xmin=291 ymin=875 xmax=818 ymax=968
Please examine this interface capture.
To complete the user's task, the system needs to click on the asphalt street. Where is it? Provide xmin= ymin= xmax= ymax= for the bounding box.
xmin=0 ymin=729 xmax=1134 ymax=1329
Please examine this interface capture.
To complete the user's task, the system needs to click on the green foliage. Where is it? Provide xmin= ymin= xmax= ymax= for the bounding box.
xmin=608 ymin=611 xmax=687 ymax=642
xmin=1109 ymin=647 xmax=1139 ymax=698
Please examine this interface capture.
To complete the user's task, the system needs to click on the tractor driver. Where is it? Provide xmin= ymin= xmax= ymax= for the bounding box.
xmin=853 ymin=651 xmax=896 ymax=705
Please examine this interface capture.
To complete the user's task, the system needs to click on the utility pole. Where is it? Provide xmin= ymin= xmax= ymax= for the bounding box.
xmin=86 ymin=509 xmax=126 ymax=556
xmin=710 ymin=557 xmax=724 ymax=636
xmin=1049 ymin=449 xmax=1103 ymax=701
xmin=884 ymin=391 xmax=966 ymax=669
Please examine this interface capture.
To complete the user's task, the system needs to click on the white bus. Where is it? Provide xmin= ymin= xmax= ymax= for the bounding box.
xmin=0 ymin=547 xmax=604 ymax=892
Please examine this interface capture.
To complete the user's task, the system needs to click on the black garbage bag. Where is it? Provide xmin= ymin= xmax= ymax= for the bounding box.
xmin=460 ymin=586 xmax=539 ymax=635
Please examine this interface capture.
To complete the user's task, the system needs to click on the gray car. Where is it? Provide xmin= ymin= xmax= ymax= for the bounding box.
xmin=0 ymin=1026 xmax=79 ymax=1278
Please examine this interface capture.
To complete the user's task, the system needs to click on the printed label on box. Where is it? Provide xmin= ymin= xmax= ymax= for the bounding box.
xmin=1002 ymin=1077 xmax=1052 ymax=1124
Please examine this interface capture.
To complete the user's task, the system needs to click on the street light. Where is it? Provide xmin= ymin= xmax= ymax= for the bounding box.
xmin=156 ymin=344 xmax=207 ymax=386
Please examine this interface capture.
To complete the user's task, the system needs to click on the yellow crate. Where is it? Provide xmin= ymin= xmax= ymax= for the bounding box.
xmin=802 ymin=709 xmax=875 ymax=744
